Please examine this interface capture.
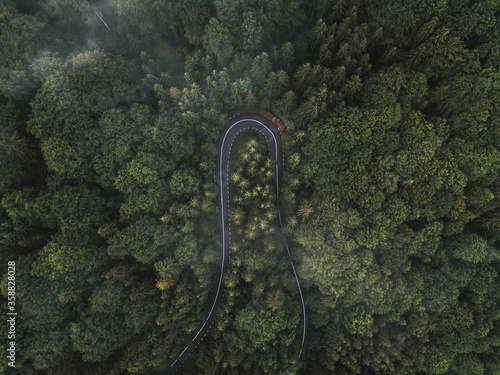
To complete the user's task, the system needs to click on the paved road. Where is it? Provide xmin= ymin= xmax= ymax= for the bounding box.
xmin=162 ymin=113 xmax=308 ymax=374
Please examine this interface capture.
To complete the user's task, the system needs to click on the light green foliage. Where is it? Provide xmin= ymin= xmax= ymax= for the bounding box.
xmin=32 ymin=231 xmax=107 ymax=278
xmin=449 ymin=233 xmax=490 ymax=263
xmin=251 ymin=52 xmax=272 ymax=88
xmin=455 ymin=354 xmax=485 ymax=375
xmin=343 ymin=305 xmax=374 ymax=336
xmin=203 ymin=18 xmax=234 ymax=62
xmin=425 ymin=346 xmax=451 ymax=374
xmin=241 ymin=11 xmax=263 ymax=52
xmin=266 ymin=288 xmax=286 ymax=311
xmin=170 ymin=169 xmax=200 ymax=198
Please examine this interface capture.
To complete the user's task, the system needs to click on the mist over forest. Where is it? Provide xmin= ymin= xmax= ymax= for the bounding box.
xmin=1 ymin=0 xmax=500 ymax=374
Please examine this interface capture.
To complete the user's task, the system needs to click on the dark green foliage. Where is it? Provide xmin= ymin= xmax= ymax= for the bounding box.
xmin=1 ymin=0 xmax=500 ymax=374
xmin=170 ymin=169 xmax=201 ymax=198
xmin=0 ymin=0 xmax=44 ymax=99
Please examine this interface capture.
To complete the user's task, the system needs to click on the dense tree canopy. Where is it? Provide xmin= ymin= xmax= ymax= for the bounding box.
xmin=1 ymin=0 xmax=499 ymax=374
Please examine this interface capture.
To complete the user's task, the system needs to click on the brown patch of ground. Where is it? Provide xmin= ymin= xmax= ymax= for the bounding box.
xmin=265 ymin=111 xmax=287 ymax=134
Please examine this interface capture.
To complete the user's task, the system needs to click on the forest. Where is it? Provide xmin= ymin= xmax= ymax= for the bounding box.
xmin=1 ymin=0 xmax=499 ymax=374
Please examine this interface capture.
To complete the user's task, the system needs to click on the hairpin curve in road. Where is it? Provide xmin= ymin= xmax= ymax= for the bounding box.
xmin=162 ymin=113 xmax=308 ymax=374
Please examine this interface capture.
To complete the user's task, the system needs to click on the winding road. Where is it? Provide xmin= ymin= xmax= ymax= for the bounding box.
xmin=162 ymin=113 xmax=308 ymax=374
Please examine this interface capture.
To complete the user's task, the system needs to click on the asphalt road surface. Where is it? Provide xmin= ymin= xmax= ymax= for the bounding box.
xmin=162 ymin=113 xmax=308 ymax=374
